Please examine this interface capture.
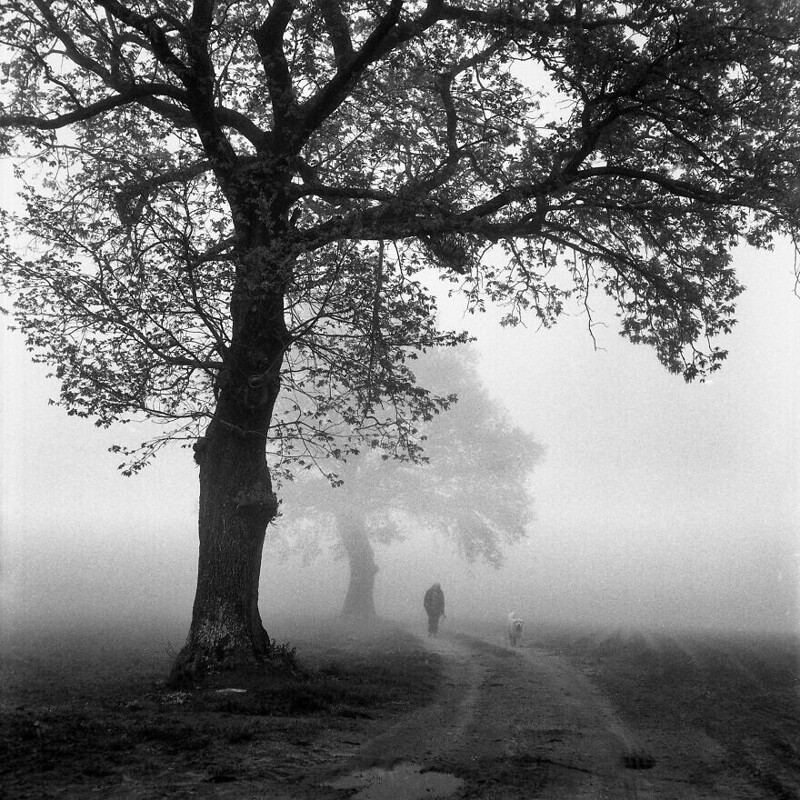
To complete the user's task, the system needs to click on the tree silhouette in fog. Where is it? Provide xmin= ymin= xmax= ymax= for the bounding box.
xmin=2 ymin=1 xmax=800 ymax=674
xmin=276 ymin=347 xmax=542 ymax=617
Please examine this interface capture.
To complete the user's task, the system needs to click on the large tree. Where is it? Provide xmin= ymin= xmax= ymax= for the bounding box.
xmin=276 ymin=347 xmax=542 ymax=618
xmin=2 ymin=1 xmax=800 ymax=674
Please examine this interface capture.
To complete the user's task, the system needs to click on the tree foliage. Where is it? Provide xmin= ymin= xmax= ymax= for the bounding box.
xmin=277 ymin=346 xmax=542 ymax=571
xmin=1 ymin=1 xmax=799 ymax=472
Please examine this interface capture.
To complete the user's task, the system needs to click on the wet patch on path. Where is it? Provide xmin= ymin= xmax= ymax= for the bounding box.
xmin=328 ymin=762 xmax=464 ymax=799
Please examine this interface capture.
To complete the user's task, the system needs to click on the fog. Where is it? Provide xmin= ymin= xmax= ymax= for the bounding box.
xmin=1 ymin=240 xmax=799 ymax=640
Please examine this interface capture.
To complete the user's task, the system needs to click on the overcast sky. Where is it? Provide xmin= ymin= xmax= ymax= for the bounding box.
xmin=1 ymin=170 xmax=799 ymax=637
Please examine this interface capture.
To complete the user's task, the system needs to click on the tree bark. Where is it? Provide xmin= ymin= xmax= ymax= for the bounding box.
xmin=338 ymin=511 xmax=379 ymax=618
xmin=171 ymin=414 xmax=278 ymax=682
xmin=171 ymin=232 xmax=288 ymax=681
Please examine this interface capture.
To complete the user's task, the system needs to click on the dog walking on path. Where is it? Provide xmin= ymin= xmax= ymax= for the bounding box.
xmin=507 ymin=611 xmax=524 ymax=646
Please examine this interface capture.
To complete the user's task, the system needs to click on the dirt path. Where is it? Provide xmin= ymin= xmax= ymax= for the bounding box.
xmin=313 ymin=627 xmax=771 ymax=800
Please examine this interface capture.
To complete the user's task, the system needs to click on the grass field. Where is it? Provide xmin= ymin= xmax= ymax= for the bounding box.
xmin=537 ymin=625 xmax=800 ymax=800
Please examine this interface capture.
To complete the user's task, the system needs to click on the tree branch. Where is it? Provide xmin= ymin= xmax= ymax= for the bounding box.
xmin=318 ymin=0 xmax=354 ymax=67
xmin=574 ymin=165 xmax=743 ymax=206
xmin=438 ymin=1 xmax=629 ymax=36
xmin=0 ymin=83 xmax=188 ymax=130
xmin=92 ymin=0 xmax=189 ymax=79
xmin=253 ymin=0 xmax=297 ymax=140
xmin=295 ymin=0 xmax=430 ymax=147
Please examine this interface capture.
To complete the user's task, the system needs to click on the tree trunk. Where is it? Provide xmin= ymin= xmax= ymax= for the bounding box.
xmin=171 ymin=248 xmax=286 ymax=682
xmin=338 ymin=512 xmax=379 ymax=618
xmin=170 ymin=414 xmax=278 ymax=683
xmin=166 ymin=155 xmax=295 ymax=682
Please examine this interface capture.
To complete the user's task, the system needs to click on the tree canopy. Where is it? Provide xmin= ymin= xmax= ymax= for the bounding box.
xmin=1 ymin=0 xmax=799 ymax=670
xmin=276 ymin=347 xmax=542 ymax=616
xmin=3 ymin=1 xmax=800 ymax=463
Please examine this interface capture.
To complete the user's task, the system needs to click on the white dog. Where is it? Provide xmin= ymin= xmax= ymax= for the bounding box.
xmin=507 ymin=611 xmax=524 ymax=647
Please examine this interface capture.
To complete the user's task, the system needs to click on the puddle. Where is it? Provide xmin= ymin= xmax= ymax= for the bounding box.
xmin=328 ymin=762 xmax=464 ymax=800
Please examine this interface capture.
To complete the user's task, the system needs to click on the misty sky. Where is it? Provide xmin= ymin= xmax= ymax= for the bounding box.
xmin=1 ymin=167 xmax=799 ymax=636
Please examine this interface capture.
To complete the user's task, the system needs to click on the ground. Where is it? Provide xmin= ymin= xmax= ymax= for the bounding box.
xmin=1 ymin=616 xmax=798 ymax=799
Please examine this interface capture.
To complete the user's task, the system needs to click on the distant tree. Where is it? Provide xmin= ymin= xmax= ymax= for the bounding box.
xmin=1 ymin=1 xmax=800 ymax=675
xmin=276 ymin=347 xmax=542 ymax=618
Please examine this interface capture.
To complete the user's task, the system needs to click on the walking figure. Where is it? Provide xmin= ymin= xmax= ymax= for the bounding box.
xmin=424 ymin=582 xmax=446 ymax=637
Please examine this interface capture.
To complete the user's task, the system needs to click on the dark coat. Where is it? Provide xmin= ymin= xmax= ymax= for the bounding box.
xmin=424 ymin=584 xmax=445 ymax=618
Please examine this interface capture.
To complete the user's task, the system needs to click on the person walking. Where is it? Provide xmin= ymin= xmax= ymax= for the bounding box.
xmin=423 ymin=582 xmax=446 ymax=637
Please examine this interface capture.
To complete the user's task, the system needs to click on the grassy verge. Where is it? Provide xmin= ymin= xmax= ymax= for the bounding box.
xmin=0 ymin=616 xmax=442 ymax=799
